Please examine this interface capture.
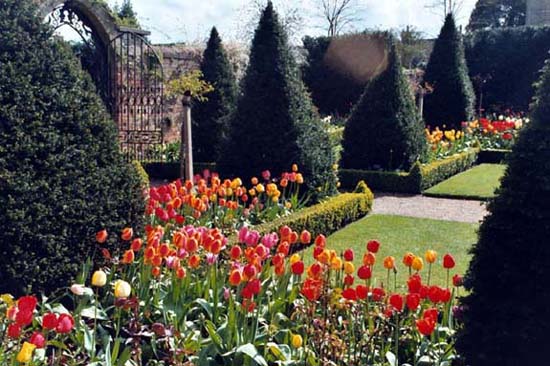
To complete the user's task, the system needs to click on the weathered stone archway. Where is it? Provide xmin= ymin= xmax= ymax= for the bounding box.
xmin=34 ymin=0 xmax=165 ymax=161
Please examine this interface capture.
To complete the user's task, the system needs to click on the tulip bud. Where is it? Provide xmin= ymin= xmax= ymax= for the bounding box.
xmin=91 ymin=270 xmax=107 ymax=287
xmin=95 ymin=229 xmax=108 ymax=244
xmin=114 ymin=280 xmax=132 ymax=298
xmin=291 ymin=334 xmax=303 ymax=348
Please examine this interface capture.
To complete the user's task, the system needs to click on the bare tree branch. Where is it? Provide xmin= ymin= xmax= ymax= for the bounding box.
xmin=316 ymin=0 xmax=363 ymax=37
xmin=425 ymin=0 xmax=466 ymax=20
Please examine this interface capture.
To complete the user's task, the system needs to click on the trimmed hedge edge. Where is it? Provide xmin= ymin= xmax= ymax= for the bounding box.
xmin=339 ymin=148 xmax=480 ymax=193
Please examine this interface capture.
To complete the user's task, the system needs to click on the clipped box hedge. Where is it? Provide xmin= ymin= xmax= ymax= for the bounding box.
xmin=339 ymin=148 xmax=480 ymax=193
xmin=247 ymin=182 xmax=374 ymax=249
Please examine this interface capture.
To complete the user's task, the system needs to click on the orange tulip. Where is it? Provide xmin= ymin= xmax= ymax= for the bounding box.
xmin=121 ymin=249 xmax=135 ymax=264
xmin=229 ymin=270 xmax=242 ymax=286
xmin=130 ymin=238 xmax=142 ymax=252
xmin=121 ymin=227 xmax=133 ymax=241
xmin=425 ymin=250 xmax=437 ymax=264
xmin=96 ymin=229 xmax=108 ymax=244
xmin=383 ymin=256 xmax=395 ymax=270
xmin=363 ymin=252 xmax=376 ymax=266
xmin=403 ymin=252 xmax=415 ymax=267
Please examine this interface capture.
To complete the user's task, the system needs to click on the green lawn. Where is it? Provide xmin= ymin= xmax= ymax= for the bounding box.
xmin=423 ymin=164 xmax=506 ymax=200
xmin=303 ymin=214 xmax=479 ymax=290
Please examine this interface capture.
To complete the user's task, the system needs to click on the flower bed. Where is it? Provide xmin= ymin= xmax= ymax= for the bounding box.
xmin=0 ymin=222 xmax=465 ymax=365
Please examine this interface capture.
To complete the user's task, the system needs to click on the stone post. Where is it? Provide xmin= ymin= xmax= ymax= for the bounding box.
xmin=180 ymin=91 xmax=193 ymax=181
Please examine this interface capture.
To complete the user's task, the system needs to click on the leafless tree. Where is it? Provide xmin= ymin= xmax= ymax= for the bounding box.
xmin=316 ymin=0 xmax=362 ymax=37
xmin=425 ymin=0 xmax=466 ymax=20
xmin=234 ymin=0 xmax=305 ymax=44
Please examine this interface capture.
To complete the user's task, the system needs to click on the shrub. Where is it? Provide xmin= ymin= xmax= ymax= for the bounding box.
xmin=465 ymin=26 xmax=550 ymax=112
xmin=252 ymin=188 xmax=374 ymax=248
xmin=457 ymin=57 xmax=550 ymax=366
xmin=341 ymin=38 xmax=426 ymax=171
xmin=0 ymin=0 xmax=145 ymax=295
xmin=219 ymin=2 xmax=337 ymax=200
xmin=339 ymin=148 xmax=479 ymax=193
xmin=193 ymin=27 xmax=238 ymax=163
xmin=424 ymin=14 xmax=475 ymax=129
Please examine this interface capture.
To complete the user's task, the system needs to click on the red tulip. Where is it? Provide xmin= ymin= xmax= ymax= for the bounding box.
xmin=342 ymin=288 xmax=357 ymax=301
xmin=423 ymin=308 xmax=439 ymax=323
xmin=366 ymin=240 xmax=380 ymax=253
xmin=291 ymin=261 xmax=305 ymax=275
xmin=428 ymin=286 xmax=442 ymax=303
xmin=18 ymin=296 xmax=37 ymax=312
xmin=440 ymin=288 xmax=452 ymax=303
xmin=15 ymin=309 xmax=33 ymax=327
xmin=406 ymin=293 xmax=421 ymax=311
xmin=416 ymin=318 xmax=436 ymax=336
xmin=344 ymin=275 xmax=355 ymax=286
xmin=372 ymin=287 xmax=385 ymax=301
xmin=407 ymin=274 xmax=422 ymax=293
xmin=230 ymin=245 xmax=242 ymax=260
xmin=314 ymin=234 xmax=326 ymax=248
xmin=300 ymin=230 xmax=311 ymax=244
xmin=357 ymin=265 xmax=372 ymax=280
xmin=356 ymin=284 xmax=368 ymax=299
xmin=29 ymin=331 xmax=46 ymax=348
xmin=7 ymin=323 xmax=21 ymax=338
xmin=42 ymin=313 xmax=58 ymax=330
xmin=56 ymin=314 xmax=74 ymax=334
xmin=443 ymin=254 xmax=455 ymax=269
xmin=121 ymin=227 xmax=133 ymax=241
xmin=343 ymin=249 xmax=354 ymax=262
xmin=453 ymin=274 xmax=463 ymax=287
xmin=389 ymin=294 xmax=404 ymax=312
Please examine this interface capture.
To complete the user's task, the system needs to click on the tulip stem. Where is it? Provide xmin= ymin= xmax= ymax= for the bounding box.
xmin=92 ymin=288 xmax=98 ymax=360
xmin=427 ymin=264 xmax=432 ymax=286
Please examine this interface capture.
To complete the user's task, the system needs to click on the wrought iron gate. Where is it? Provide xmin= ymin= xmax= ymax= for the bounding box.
xmin=109 ymin=32 xmax=164 ymax=162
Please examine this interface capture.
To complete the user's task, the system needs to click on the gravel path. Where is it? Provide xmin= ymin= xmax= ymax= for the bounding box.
xmin=372 ymin=192 xmax=488 ymax=224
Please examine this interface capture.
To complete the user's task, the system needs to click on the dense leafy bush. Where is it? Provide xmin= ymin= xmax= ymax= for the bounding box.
xmin=219 ymin=2 xmax=337 ymax=200
xmin=424 ymin=14 xmax=475 ymax=129
xmin=457 ymin=57 xmax=550 ymax=366
xmin=339 ymin=148 xmax=480 ymax=193
xmin=0 ymin=0 xmax=145 ymax=295
xmin=467 ymin=0 xmax=526 ymax=32
xmin=465 ymin=26 xmax=550 ymax=112
xmin=341 ymin=39 xmax=426 ymax=171
xmin=193 ymin=27 xmax=238 ymax=163
xmin=301 ymin=35 xmax=367 ymax=116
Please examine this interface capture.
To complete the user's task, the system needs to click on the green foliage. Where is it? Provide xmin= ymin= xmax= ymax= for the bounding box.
xmin=419 ymin=147 xmax=479 ymax=190
xmin=467 ymin=0 xmax=526 ymax=32
xmin=424 ymin=14 xmax=475 ymax=129
xmin=465 ymin=26 xmax=550 ymax=112
xmin=193 ymin=27 xmax=238 ymax=163
xmin=457 ymin=58 xmax=550 ymax=366
xmin=339 ymin=148 xmax=480 ymax=193
xmin=219 ymin=2 xmax=337 ymax=200
xmin=341 ymin=39 xmax=426 ymax=171
xmin=252 ymin=190 xmax=374 ymax=248
xmin=0 ymin=0 xmax=145 ymax=295
xmin=113 ymin=0 xmax=140 ymax=28
xmin=301 ymin=35 xmax=366 ymax=116
xmin=132 ymin=160 xmax=150 ymax=190
xmin=166 ymin=70 xmax=214 ymax=102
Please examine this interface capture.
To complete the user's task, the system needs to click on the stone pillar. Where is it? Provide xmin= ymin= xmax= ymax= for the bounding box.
xmin=180 ymin=92 xmax=194 ymax=182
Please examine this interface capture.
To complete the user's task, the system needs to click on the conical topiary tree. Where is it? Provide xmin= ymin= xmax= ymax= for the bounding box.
xmin=456 ymin=61 xmax=550 ymax=365
xmin=193 ymin=27 xmax=238 ymax=163
xmin=340 ymin=39 xmax=426 ymax=171
xmin=219 ymin=2 xmax=336 ymax=199
xmin=423 ymin=14 xmax=475 ymax=129
xmin=0 ymin=0 xmax=145 ymax=295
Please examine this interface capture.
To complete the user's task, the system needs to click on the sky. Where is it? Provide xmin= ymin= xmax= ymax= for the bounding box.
xmin=103 ymin=0 xmax=478 ymax=44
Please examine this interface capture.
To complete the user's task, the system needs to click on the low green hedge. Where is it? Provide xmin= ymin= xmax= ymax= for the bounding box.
xmin=339 ymin=148 xmax=480 ymax=193
xmin=143 ymin=162 xmax=217 ymax=180
xmin=478 ymin=149 xmax=511 ymax=164
xmin=419 ymin=148 xmax=479 ymax=190
xmin=249 ymin=182 xmax=374 ymax=249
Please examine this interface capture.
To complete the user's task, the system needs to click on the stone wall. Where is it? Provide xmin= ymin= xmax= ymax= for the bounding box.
xmin=154 ymin=42 xmax=249 ymax=143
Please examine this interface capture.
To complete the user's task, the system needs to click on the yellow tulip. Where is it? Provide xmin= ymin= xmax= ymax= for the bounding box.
xmin=331 ymin=256 xmax=343 ymax=271
xmin=256 ymin=184 xmax=265 ymax=193
xmin=289 ymin=254 xmax=301 ymax=265
xmin=114 ymin=280 xmax=131 ymax=298
xmin=91 ymin=270 xmax=107 ymax=287
xmin=344 ymin=261 xmax=355 ymax=275
xmin=17 ymin=342 xmax=36 ymax=363
xmin=291 ymin=334 xmax=303 ymax=348
xmin=412 ymin=257 xmax=424 ymax=271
